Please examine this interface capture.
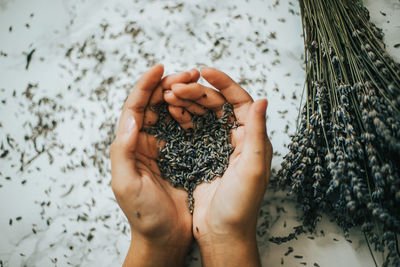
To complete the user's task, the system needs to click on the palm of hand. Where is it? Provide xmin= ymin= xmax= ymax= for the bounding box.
xmin=127 ymin=132 xmax=192 ymax=241
xmin=192 ymin=125 xmax=267 ymax=239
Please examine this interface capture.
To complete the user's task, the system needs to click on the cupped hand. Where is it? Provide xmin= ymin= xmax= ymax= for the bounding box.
xmin=110 ymin=65 xmax=200 ymax=266
xmin=164 ymin=67 xmax=273 ymax=266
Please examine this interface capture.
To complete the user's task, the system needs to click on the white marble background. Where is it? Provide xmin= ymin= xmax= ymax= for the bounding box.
xmin=0 ymin=0 xmax=399 ymax=266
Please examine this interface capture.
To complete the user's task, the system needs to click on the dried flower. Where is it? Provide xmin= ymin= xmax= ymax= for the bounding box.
xmin=275 ymin=0 xmax=400 ymax=265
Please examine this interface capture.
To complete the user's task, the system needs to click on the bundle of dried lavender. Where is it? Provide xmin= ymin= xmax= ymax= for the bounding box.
xmin=145 ymin=103 xmax=236 ymax=213
xmin=277 ymin=0 xmax=400 ymax=265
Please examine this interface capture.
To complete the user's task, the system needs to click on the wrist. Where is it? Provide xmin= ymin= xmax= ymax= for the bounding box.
xmin=123 ymin=233 xmax=192 ymax=267
xmin=194 ymin=212 xmax=258 ymax=245
xmin=197 ymin=233 xmax=261 ymax=267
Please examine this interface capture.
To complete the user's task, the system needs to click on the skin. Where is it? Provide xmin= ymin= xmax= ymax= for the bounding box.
xmin=110 ymin=65 xmax=273 ymax=267
xmin=166 ymin=67 xmax=273 ymax=267
xmin=110 ymin=65 xmax=199 ymax=267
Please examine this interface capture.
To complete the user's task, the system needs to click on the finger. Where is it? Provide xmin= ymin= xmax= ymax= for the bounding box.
xmin=200 ymin=67 xmax=252 ymax=105
xmin=149 ymin=84 xmax=164 ymax=106
xmin=241 ymin=99 xmax=268 ymax=171
xmin=201 ymin=67 xmax=253 ymax=123
xmin=168 ymin=105 xmax=194 ymax=130
xmin=265 ymin=138 xmax=273 ymax=185
xmin=110 ymin=113 xmax=140 ymax=188
xmin=144 ymin=84 xmax=163 ymax=128
xmin=161 ymin=71 xmax=192 ymax=90
xmin=145 ymin=69 xmax=199 ymax=128
xmin=111 ymin=65 xmax=164 ymax=187
xmin=122 ymin=64 xmax=164 ymax=131
xmin=188 ymin=68 xmax=200 ymax=82
xmin=150 ymin=69 xmax=199 ymax=107
xmin=164 ymin=90 xmax=207 ymax=115
xmin=171 ymin=83 xmax=226 ymax=109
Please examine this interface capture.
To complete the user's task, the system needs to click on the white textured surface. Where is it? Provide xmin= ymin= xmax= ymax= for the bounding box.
xmin=0 ymin=0 xmax=399 ymax=266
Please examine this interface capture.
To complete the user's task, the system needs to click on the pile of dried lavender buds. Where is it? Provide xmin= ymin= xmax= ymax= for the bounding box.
xmin=145 ymin=103 xmax=237 ymax=213
xmin=277 ymin=0 xmax=400 ymax=266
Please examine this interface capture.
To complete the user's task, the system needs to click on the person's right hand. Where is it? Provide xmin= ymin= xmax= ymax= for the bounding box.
xmin=164 ymin=67 xmax=273 ymax=267
xmin=110 ymin=65 xmax=200 ymax=267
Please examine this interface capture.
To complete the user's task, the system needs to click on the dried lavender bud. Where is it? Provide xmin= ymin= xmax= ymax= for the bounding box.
xmin=278 ymin=0 xmax=400 ymax=264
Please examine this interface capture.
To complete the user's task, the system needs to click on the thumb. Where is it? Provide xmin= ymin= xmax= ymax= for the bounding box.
xmin=242 ymin=99 xmax=268 ymax=166
xmin=110 ymin=112 xmax=140 ymax=190
xmin=116 ymin=111 xmax=140 ymax=153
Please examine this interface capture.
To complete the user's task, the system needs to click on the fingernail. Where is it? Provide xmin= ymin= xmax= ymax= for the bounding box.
xmin=124 ymin=116 xmax=136 ymax=134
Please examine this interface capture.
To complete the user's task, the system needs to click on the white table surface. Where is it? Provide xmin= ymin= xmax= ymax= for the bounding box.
xmin=0 ymin=0 xmax=399 ymax=266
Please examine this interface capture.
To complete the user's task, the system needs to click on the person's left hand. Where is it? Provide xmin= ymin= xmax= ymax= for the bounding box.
xmin=110 ymin=65 xmax=200 ymax=267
